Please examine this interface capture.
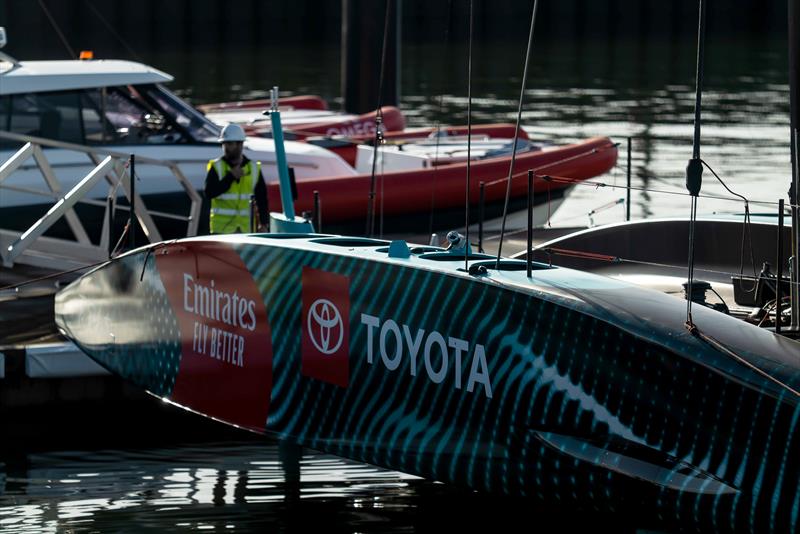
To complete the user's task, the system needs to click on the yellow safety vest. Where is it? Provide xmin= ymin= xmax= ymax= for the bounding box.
xmin=208 ymin=158 xmax=262 ymax=234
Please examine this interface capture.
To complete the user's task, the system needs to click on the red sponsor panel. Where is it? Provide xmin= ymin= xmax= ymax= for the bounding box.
xmin=156 ymin=242 xmax=273 ymax=432
xmin=301 ymin=267 xmax=350 ymax=387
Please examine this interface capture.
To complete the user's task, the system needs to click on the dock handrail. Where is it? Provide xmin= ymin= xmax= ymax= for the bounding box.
xmin=0 ymin=130 xmax=202 ymax=268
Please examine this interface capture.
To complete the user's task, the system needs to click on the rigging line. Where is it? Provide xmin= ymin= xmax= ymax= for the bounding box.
xmin=366 ymin=0 xmax=393 ymax=238
xmin=537 ymin=247 xmax=800 ymax=296
xmin=738 ymin=202 xmax=759 ymax=293
xmin=686 ymin=195 xmax=699 ymax=327
xmin=495 ymin=0 xmax=539 ymax=269
xmin=111 ymin=221 xmax=131 ymax=258
xmin=105 ymin=157 xmax=130 ymax=200
xmin=758 ymin=300 xmax=789 ymax=328
xmin=532 ymin=247 xmax=800 ymax=289
xmin=529 ymin=243 xmax=769 ymax=280
xmin=729 ymin=202 xmax=756 ymax=291
xmin=541 ymin=174 xmax=796 ymax=208
xmin=694 ymin=328 xmax=800 ymax=398
xmin=428 ymin=125 xmax=441 ymax=236
xmin=104 ymin=160 xmax=131 ymax=248
xmin=608 ymin=156 xmax=709 ymax=187
xmin=700 ymin=159 xmax=747 ymax=202
xmin=138 ymin=239 xmax=180 ymax=281
xmin=685 ymin=0 xmax=707 ymax=330
xmin=691 ymin=4 xmax=706 ymax=162
xmin=700 ymin=158 xmax=759 ymax=293
xmin=82 ymin=0 xmax=143 ymax=61
xmin=429 ymin=125 xmax=442 ymax=235
xmin=464 ymin=0 xmax=474 ymax=272
xmin=428 ymin=0 xmax=453 ymax=236
xmin=0 ymin=261 xmax=103 ymax=292
xmin=482 ymin=233 xmax=772 ymax=287
xmin=379 ymin=139 xmax=386 ymax=238
xmin=38 ymin=0 xmax=76 ymax=59
xmin=793 ymin=129 xmax=800 ymax=330
xmin=479 ymin=233 xmax=800 ymax=295
xmin=480 ymin=143 xmax=618 ymax=188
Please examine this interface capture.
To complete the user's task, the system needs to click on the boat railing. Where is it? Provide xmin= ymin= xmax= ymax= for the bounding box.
xmin=0 ymin=130 xmax=201 ymax=269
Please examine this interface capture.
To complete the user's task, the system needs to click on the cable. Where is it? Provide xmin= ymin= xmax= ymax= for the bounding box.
xmin=379 ymin=140 xmax=386 ymax=238
xmin=481 ymin=143 xmax=617 ymax=188
xmin=110 ymin=221 xmax=131 ymax=258
xmin=464 ymin=0 xmax=474 ymax=272
xmin=366 ymin=0 xmax=393 ymax=237
xmin=38 ymin=0 xmax=76 ymax=58
xmin=0 ymin=262 xmax=104 ymax=293
xmin=428 ymin=0 xmax=453 ymax=236
xmin=686 ymin=194 xmax=699 ymax=328
xmin=527 ymin=246 xmax=800 ymax=292
xmin=699 ymin=158 xmax=759 ymax=293
xmin=684 ymin=0 xmax=708 ymax=330
xmin=694 ymin=328 xmax=800 ymax=398
xmin=82 ymin=0 xmax=143 ymax=61
xmin=542 ymin=173 xmax=796 ymax=209
xmin=496 ymin=0 xmax=539 ymax=269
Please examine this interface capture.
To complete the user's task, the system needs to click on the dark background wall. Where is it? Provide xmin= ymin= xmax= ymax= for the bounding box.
xmin=0 ymin=0 xmax=788 ymax=60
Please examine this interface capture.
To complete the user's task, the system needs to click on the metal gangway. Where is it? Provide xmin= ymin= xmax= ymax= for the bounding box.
xmin=0 ymin=130 xmax=201 ymax=270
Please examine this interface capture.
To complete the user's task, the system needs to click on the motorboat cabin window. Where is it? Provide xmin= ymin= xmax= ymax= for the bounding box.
xmin=6 ymin=92 xmax=84 ymax=144
xmin=83 ymin=86 xmax=180 ymax=145
xmin=80 ymin=90 xmax=119 ymax=144
xmin=1 ymin=88 xmax=172 ymax=146
xmin=0 ymin=84 xmax=220 ymax=147
xmin=141 ymin=85 xmax=220 ymax=143
xmin=84 ymin=84 xmax=219 ymax=144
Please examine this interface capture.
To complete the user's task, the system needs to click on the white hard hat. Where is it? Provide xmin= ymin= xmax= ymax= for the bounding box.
xmin=218 ymin=123 xmax=246 ymax=143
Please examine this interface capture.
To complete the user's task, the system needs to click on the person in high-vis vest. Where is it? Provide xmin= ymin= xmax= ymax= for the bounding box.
xmin=204 ymin=123 xmax=268 ymax=234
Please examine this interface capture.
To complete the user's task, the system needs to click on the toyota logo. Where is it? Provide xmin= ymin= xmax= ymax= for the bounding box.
xmin=307 ymin=298 xmax=344 ymax=355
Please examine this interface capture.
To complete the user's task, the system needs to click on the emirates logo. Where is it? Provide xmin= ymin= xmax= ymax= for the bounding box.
xmin=307 ymin=298 xmax=344 ymax=355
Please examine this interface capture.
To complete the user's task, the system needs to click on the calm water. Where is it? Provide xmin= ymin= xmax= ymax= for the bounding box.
xmin=0 ymin=433 xmax=642 ymax=533
xmin=2 ymin=21 xmax=796 ymax=533
xmin=154 ymin=37 xmax=794 ymax=228
xmin=0 ymin=439 xmax=426 ymax=533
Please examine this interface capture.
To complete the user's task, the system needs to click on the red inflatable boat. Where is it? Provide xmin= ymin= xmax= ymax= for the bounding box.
xmin=268 ymin=136 xmax=617 ymax=231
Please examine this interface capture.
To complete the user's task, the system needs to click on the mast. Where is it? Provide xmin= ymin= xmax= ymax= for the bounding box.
xmin=790 ymin=0 xmax=800 ymax=329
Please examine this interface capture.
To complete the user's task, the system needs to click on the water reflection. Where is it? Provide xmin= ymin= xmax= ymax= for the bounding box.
xmin=0 ymin=440 xmax=425 ymax=533
xmin=0 ymin=436 xmax=662 ymax=533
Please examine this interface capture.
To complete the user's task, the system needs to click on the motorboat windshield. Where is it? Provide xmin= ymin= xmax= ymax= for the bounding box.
xmin=145 ymin=84 xmax=221 ymax=143
xmin=0 ymin=82 xmax=220 ymax=146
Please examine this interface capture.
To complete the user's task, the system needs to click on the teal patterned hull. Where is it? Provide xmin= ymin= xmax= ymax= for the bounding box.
xmin=55 ymin=234 xmax=800 ymax=532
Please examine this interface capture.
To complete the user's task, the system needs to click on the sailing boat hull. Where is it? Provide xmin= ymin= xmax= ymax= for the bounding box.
xmin=55 ymin=235 xmax=800 ymax=532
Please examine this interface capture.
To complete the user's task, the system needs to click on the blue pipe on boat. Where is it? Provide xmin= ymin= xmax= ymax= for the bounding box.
xmin=269 ymin=86 xmax=296 ymax=221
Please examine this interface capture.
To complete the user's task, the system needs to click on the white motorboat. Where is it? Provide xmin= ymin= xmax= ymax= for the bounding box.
xmin=0 ymin=51 xmax=357 ymax=237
